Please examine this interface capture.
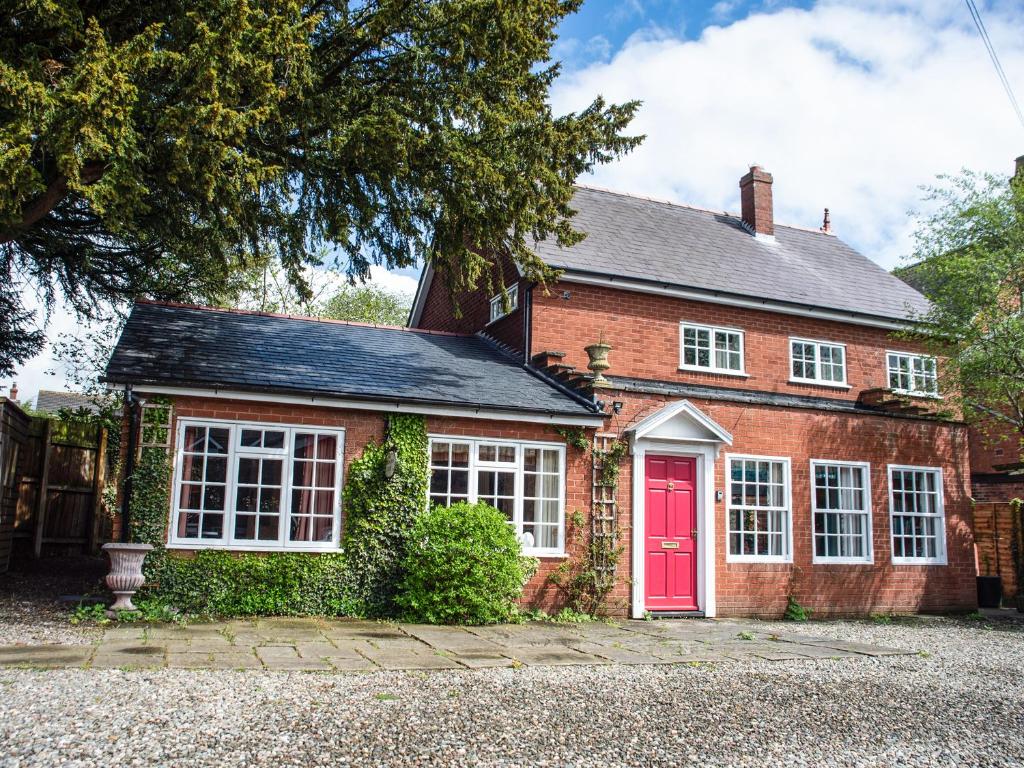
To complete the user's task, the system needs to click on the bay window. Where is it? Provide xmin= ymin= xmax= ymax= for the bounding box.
xmin=172 ymin=420 xmax=344 ymax=550
xmin=428 ymin=437 xmax=565 ymax=555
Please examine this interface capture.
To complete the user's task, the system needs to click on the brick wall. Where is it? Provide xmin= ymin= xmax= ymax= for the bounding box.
xmin=531 ymin=280 xmax=936 ymax=403
xmin=134 ymin=394 xmax=595 ymax=612
xmin=605 ymin=389 xmax=976 ymax=617
xmin=972 ymin=476 xmax=1024 ymax=504
xmin=416 ymin=258 xmax=527 ymax=353
xmin=133 ymin=391 xmax=975 ymax=618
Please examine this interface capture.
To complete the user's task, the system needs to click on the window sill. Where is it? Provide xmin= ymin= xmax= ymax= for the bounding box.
xmin=525 ymin=551 xmax=567 ymax=560
xmin=788 ymin=378 xmax=852 ymax=390
xmin=485 ymin=310 xmax=517 ymax=327
xmin=811 ymin=557 xmax=874 ymax=566
xmin=166 ymin=541 xmax=341 ymax=553
xmin=678 ymin=366 xmax=749 ymax=378
xmin=890 ymin=556 xmax=948 ymax=566
xmin=725 ymin=556 xmax=793 ymax=565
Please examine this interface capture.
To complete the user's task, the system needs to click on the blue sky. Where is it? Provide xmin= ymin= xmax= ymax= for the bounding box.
xmin=11 ymin=0 xmax=1024 ymax=401
xmin=555 ymin=0 xmax=814 ymax=67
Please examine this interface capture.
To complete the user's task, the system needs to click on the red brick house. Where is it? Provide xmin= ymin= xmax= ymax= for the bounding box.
xmin=105 ymin=165 xmax=977 ymax=618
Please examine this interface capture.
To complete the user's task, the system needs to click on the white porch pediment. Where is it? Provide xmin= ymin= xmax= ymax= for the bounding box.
xmin=626 ymin=399 xmax=733 ymax=446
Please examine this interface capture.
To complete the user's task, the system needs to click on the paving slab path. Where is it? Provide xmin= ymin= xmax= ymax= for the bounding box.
xmin=0 ymin=616 xmax=913 ymax=671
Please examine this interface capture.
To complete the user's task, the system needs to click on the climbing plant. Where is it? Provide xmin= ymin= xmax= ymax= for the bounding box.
xmin=342 ymin=414 xmax=430 ymax=617
xmin=547 ymin=435 xmax=628 ymax=616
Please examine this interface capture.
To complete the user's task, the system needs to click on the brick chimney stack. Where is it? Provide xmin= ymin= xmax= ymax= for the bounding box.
xmin=8 ymin=382 xmax=17 ymax=401
xmin=1016 ymin=154 xmax=1024 ymax=178
xmin=739 ymin=165 xmax=774 ymax=237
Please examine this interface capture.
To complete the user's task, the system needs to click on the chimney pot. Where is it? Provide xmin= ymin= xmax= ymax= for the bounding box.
xmin=1015 ymin=154 xmax=1024 ymax=178
xmin=8 ymin=382 xmax=17 ymax=401
xmin=739 ymin=165 xmax=774 ymax=236
xmin=821 ymin=207 xmax=831 ymax=233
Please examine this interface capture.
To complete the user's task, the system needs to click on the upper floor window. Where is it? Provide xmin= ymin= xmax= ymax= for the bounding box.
xmin=887 ymin=352 xmax=938 ymax=396
xmin=726 ymin=455 xmax=791 ymax=562
xmin=680 ymin=323 xmax=744 ymax=374
xmin=489 ymin=284 xmax=519 ymax=323
xmin=428 ymin=436 xmax=564 ymax=556
xmin=172 ymin=420 xmax=344 ymax=551
xmin=888 ymin=465 xmax=946 ymax=564
xmin=790 ymin=338 xmax=847 ymax=386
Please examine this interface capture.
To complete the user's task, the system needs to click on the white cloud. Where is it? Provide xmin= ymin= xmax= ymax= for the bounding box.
xmin=552 ymin=0 xmax=1024 ymax=268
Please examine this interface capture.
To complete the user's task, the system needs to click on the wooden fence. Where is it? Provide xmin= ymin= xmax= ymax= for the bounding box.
xmin=974 ymin=501 xmax=1022 ymax=599
xmin=12 ymin=417 xmax=109 ymax=562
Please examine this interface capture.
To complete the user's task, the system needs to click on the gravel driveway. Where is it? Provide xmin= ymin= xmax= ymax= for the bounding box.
xmin=2 ymin=613 xmax=1022 ymax=767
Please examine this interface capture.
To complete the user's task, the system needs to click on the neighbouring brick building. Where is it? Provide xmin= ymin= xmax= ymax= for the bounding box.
xmin=105 ymin=164 xmax=978 ymax=618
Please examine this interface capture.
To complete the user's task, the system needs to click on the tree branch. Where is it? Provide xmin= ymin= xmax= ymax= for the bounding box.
xmin=0 ymin=163 xmax=105 ymax=245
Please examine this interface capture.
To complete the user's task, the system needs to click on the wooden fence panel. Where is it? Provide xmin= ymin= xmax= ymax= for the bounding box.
xmin=974 ymin=501 xmax=1020 ymax=599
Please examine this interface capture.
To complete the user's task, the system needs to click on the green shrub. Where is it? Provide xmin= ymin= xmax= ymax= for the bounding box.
xmin=397 ymin=502 xmax=528 ymax=625
xmin=149 ymin=550 xmax=349 ymax=617
xmin=342 ymin=414 xmax=429 ymax=617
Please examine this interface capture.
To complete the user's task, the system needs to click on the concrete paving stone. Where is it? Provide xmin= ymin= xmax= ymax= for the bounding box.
xmin=569 ymin=641 xmax=672 ymax=665
xmin=262 ymin=658 xmax=332 ymax=671
xmin=255 ymin=646 xmax=299 ymax=662
xmin=167 ymin=653 xmax=214 ymax=669
xmin=506 ymin=648 xmax=609 ymax=667
xmin=792 ymin=639 xmax=912 ymax=656
xmin=91 ymin=650 xmax=165 ymax=669
xmin=749 ymin=650 xmax=815 ymax=661
xmin=399 ymin=625 xmax=504 ymax=651
xmin=325 ymin=656 xmax=377 ymax=672
xmin=207 ymin=653 xmax=263 ymax=670
xmin=321 ymin=619 xmax=406 ymax=639
xmin=450 ymin=652 xmax=517 ymax=669
xmin=100 ymin=627 xmax=147 ymax=641
xmin=779 ymin=644 xmax=857 ymax=659
xmin=363 ymin=651 xmax=463 ymax=671
xmin=0 ymin=645 xmax=94 ymax=667
xmin=296 ymin=642 xmax=368 ymax=659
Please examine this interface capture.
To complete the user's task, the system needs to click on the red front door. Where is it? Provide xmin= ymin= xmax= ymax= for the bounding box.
xmin=644 ymin=455 xmax=698 ymax=612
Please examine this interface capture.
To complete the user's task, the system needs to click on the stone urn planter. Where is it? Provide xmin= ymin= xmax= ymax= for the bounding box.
xmin=585 ymin=340 xmax=612 ymax=387
xmin=102 ymin=542 xmax=153 ymax=612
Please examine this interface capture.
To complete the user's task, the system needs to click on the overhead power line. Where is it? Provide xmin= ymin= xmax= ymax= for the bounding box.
xmin=964 ymin=0 xmax=1024 ymax=132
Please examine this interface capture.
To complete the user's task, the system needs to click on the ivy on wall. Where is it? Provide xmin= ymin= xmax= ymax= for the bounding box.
xmin=341 ymin=413 xmax=430 ymax=617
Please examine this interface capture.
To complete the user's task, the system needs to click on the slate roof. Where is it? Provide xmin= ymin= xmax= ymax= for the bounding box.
xmin=531 ymin=186 xmax=930 ymax=322
xmin=34 ymin=390 xmax=106 ymax=415
xmin=103 ymin=302 xmax=599 ymax=418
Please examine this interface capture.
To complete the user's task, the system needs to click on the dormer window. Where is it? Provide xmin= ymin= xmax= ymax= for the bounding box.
xmin=488 ymin=284 xmax=519 ymax=323
xmin=679 ymin=322 xmax=744 ymax=374
xmin=887 ymin=352 xmax=938 ymax=396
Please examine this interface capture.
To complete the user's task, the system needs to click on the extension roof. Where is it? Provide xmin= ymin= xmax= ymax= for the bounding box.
xmin=103 ymin=302 xmax=599 ymax=419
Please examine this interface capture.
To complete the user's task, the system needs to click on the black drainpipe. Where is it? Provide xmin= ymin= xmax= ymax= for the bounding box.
xmin=120 ymin=386 xmax=137 ymax=543
xmin=522 ymin=283 xmax=532 ymax=365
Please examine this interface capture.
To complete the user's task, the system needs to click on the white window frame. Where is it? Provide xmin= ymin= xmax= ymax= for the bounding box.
xmin=789 ymin=337 xmax=849 ymax=388
xmin=725 ymin=453 xmax=793 ymax=563
xmin=169 ymin=418 xmax=345 ymax=552
xmin=886 ymin=351 xmax=940 ymax=397
xmin=427 ymin=434 xmax=566 ymax=557
xmin=679 ymin=322 xmax=747 ymax=376
xmin=488 ymin=284 xmax=519 ymax=324
xmin=810 ymin=459 xmax=873 ymax=564
xmin=887 ymin=464 xmax=947 ymax=565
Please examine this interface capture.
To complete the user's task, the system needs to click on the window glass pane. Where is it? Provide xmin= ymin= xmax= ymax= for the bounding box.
xmin=294 ymin=434 xmax=316 ymax=459
xmin=241 ymin=429 xmax=262 ymax=448
xmin=264 ymin=431 xmax=285 ymax=449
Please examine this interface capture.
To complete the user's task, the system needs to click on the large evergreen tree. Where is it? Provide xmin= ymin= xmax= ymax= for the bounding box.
xmin=0 ymin=1 xmax=641 ymax=376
